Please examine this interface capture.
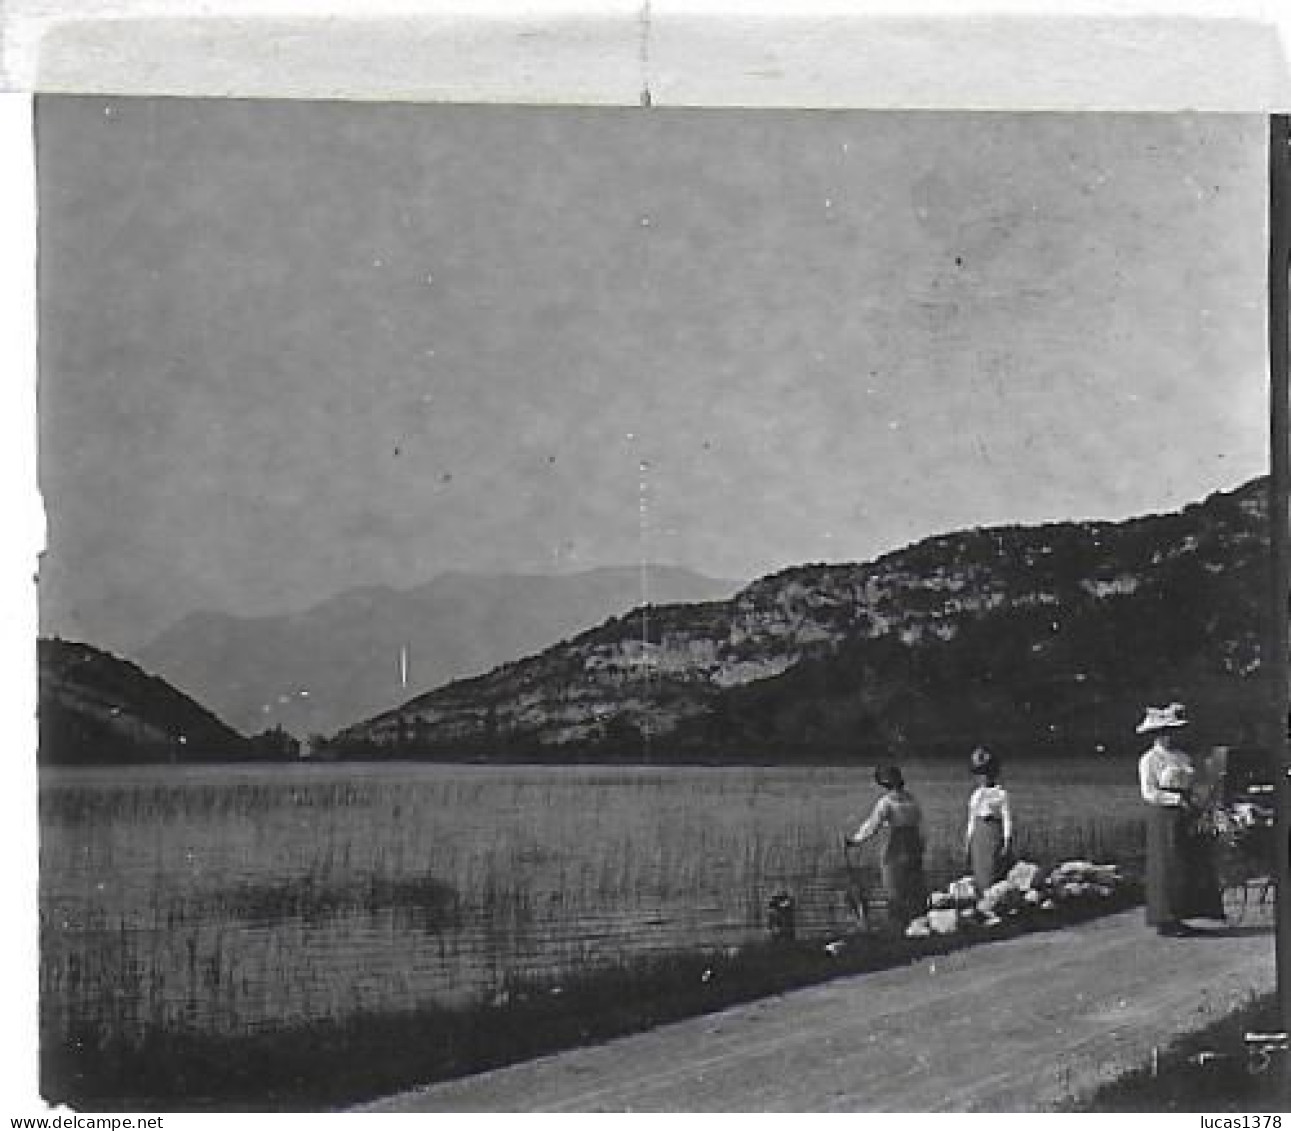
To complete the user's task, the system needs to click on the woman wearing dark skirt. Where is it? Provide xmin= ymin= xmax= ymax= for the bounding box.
xmin=964 ymin=746 xmax=1013 ymax=894
xmin=1137 ymin=702 xmax=1224 ymax=935
xmin=849 ymin=764 xmax=927 ymax=930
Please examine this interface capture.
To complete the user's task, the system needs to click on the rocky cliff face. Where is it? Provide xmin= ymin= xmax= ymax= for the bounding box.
xmin=332 ymin=479 xmax=1271 ymax=762
xmin=139 ymin=566 xmax=739 ymax=738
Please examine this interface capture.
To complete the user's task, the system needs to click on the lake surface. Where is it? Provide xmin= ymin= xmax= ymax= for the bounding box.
xmin=39 ymin=758 xmax=1146 ymax=1042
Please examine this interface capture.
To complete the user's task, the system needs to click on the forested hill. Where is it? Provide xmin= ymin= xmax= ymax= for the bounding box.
xmin=38 ymin=638 xmax=261 ymax=765
xmin=328 ymin=478 xmax=1272 ymax=764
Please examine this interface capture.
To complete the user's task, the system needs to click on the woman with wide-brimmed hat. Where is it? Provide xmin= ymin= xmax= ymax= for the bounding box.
xmin=964 ymin=746 xmax=1013 ymax=893
xmin=849 ymin=764 xmax=927 ymax=930
xmin=1137 ymin=702 xmax=1223 ymax=936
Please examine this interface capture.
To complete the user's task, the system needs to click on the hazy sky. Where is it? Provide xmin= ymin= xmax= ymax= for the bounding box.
xmin=36 ymin=101 xmax=1269 ymax=655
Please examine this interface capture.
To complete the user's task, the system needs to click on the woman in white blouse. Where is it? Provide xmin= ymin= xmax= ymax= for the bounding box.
xmin=1137 ymin=702 xmax=1222 ymax=936
xmin=965 ymin=746 xmax=1012 ymax=893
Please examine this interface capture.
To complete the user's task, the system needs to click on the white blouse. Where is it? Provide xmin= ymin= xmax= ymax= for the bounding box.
xmin=966 ymin=784 xmax=1013 ymax=842
xmin=1139 ymin=741 xmax=1194 ymax=807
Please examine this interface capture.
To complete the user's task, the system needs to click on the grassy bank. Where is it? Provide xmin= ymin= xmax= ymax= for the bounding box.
xmin=43 ymin=889 xmax=1140 ymax=1112
xmin=1071 ymin=991 xmax=1289 ymax=1113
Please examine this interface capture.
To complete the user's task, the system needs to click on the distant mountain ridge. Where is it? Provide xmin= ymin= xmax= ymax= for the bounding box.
xmin=331 ymin=479 xmax=1272 ymax=763
xmin=38 ymin=638 xmax=253 ymax=765
xmin=138 ymin=566 xmax=741 ymax=737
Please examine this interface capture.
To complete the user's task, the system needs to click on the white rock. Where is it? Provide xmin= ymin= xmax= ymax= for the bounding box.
xmin=1007 ymin=861 xmax=1044 ymax=890
xmin=928 ymin=908 xmax=960 ymax=935
xmin=948 ymin=878 xmax=978 ymax=902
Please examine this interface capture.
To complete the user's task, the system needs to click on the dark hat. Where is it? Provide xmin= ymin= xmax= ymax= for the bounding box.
xmin=969 ymin=746 xmax=998 ymax=774
xmin=874 ymin=764 xmax=904 ymax=790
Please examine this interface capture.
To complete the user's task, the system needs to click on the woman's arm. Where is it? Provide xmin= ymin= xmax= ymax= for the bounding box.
xmin=851 ymin=796 xmax=890 ymax=844
xmin=1000 ymin=789 xmax=1013 ymax=846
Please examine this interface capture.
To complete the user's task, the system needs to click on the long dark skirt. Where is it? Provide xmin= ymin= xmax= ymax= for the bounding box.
xmin=969 ymin=817 xmax=1007 ymax=893
xmin=882 ymin=826 xmax=927 ymax=928
xmin=1145 ymin=805 xmax=1224 ymax=926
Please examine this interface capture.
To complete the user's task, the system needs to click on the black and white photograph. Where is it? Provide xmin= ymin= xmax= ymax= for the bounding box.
xmin=22 ymin=16 xmax=1290 ymax=1114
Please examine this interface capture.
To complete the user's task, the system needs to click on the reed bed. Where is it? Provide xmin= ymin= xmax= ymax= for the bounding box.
xmin=39 ymin=759 xmax=1146 ymax=1068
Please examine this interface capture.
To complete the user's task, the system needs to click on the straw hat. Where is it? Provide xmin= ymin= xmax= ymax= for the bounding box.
xmin=1135 ymin=702 xmax=1189 ymax=735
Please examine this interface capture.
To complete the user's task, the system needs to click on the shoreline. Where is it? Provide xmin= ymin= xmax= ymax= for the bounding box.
xmin=42 ymin=890 xmax=1143 ymax=1112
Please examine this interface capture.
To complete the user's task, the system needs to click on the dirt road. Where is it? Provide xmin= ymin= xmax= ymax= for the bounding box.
xmin=359 ymin=909 xmax=1274 ymax=1112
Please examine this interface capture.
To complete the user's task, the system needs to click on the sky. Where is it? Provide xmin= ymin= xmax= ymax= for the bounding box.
xmin=35 ymin=101 xmax=1270 ymax=656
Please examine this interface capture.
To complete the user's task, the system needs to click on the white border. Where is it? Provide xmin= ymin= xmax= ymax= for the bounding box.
xmin=1 ymin=0 xmax=1291 ymax=109
xmin=5 ymin=0 xmax=1289 ymax=1119
xmin=2 ymin=92 xmax=42 ymax=1114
